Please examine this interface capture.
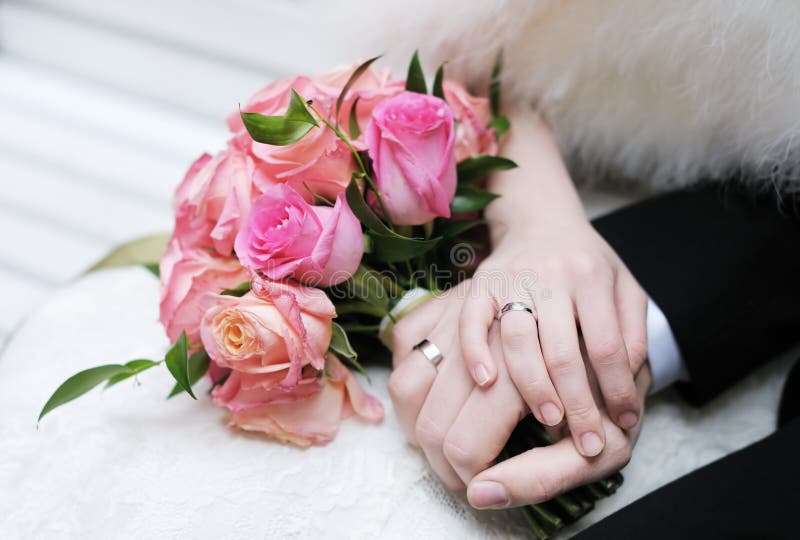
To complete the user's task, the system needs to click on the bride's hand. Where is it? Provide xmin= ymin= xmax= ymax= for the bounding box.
xmin=460 ymin=216 xmax=648 ymax=457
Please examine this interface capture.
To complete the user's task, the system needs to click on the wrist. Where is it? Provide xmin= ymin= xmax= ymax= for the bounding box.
xmin=488 ymin=206 xmax=588 ymax=248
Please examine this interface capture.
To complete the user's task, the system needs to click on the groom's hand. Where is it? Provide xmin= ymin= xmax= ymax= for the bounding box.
xmin=466 ymin=363 xmax=651 ymax=509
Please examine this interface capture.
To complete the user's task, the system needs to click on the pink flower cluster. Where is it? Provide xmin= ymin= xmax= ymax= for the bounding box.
xmin=158 ymin=62 xmax=496 ymax=446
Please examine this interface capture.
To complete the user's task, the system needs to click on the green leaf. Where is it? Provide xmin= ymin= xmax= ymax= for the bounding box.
xmin=345 ymin=176 xmax=389 ymax=234
xmin=88 ymin=234 xmax=169 ymax=274
xmin=348 ymin=265 xmax=390 ymax=310
xmin=39 ymin=364 xmax=133 ymax=422
xmin=142 ymin=262 xmax=160 ymax=277
xmin=105 ymin=359 xmax=160 ymax=388
xmin=450 ymin=185 xmax=500 ymax=213
xmin=489 ymin=51 xmax=503 ymax=117
xmin=434 ymin=218 xmax=487 ymax=239
xmin=348 ymin=97 xmax=362 ymax=139
xmin=241 ymin=89 xmax=318 ymax=146
xmin=368 ymin=231 xmax=441 ymax=262
xmin=457 ymin=155 xmax=518 ymax=185
xmin=336 ymin=55 xmax=381 ymax=121
xmin=329 ymin=323 xmax=369 ymax=379
xmin=344 ymin=177 xmax=443 ymax=261
xmin=164 ymin=332 xmax=196 ymax=399
xmin=220 ymin=281 xmax=251 ymax=297
xmin=405 ymin=49 xmax=427 ymax=94
xmin=488 ymin=115 xmax=510 ymax=140
xmin=167 ymin=349 xmax=210 ymax=399
xmin=432 ymin=62 xmax=447 ymax=99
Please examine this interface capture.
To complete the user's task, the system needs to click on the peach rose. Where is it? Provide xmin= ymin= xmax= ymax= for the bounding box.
xmin=173 ymin=147 xmax=259 ymax=256
xmin=200 ymin=279 xmax=336 ymax=387
xmin=158 ymin=237 xmax=250 ymax=344
xmin=442 ymin=81 xmax=498 ymax=161
xmin=217 ymin=354 xmax=384 ymax=447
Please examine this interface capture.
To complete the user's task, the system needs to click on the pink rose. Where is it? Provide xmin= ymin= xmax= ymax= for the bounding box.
xmin=234 ymin=184 xmax=363 ymax=287
xmin=217 ymin=354 xmax=384 ymax=447
xmin=443 ymin=81 xmax=498 ymax=161
xmin=365 ymin=91 xmax=457 ymax=225
xmin=173 ymin=147 xmax=258 ymax=256
xmin=158 ymin=237 xmax=250 ymax=344
xmin=201 ymin=280 xmax=336 ymax=388
xmin=228 ymin=75 xmax=357 ymax=201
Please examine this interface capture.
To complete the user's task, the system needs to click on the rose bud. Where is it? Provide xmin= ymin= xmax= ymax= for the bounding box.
xmin=234 ymin=184 xmax=363 ymax=287
xmin=365 ymin=91 xmax=457 ymax=225
xmin=442 ymin=80 xmax=498 ymax=160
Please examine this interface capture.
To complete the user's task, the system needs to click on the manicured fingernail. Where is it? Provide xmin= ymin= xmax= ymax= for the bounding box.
xmin=473 ymin=363 xmax=490 ymax=386
xmin=580 ymin=432 xmax=603 ymax=456
xmin=618 ymin=411 xmax=639 ymax=429
xmin=539 ymin=402 xmax=562 ymax=426
xmin=468 ymin=481 xmax=509 ymax=509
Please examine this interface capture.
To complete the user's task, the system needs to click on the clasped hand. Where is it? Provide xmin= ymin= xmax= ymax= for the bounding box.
xmin=388 ymin=220 xmax=651 ymax=509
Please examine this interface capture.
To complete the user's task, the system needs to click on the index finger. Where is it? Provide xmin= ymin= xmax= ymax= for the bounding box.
xmin=459 ymin=279 xmax=500 ymax=387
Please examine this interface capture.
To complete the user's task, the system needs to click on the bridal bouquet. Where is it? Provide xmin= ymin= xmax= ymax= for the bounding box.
xmin=40 ymin=52 xmax=509 ymax=445
xmin=41 ymin=52 xmax=620 ymax=538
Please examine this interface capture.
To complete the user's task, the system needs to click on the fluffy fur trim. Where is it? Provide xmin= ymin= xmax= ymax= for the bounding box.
xmin=335 ymin=0 xmax=800 ymax=192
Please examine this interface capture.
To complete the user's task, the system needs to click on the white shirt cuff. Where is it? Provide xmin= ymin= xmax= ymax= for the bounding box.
xmin=646 ymin=297 xmax=689 ymax=394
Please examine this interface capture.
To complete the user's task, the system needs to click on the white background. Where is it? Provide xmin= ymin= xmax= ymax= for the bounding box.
xmin=0 ymin=0 xmax=340 ymax=346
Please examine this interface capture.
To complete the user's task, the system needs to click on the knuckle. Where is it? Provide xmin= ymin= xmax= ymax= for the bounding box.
xmin=589 ymin=338 xmax=626 ymax=367
xmin=564 ymin=402 xmax=596 ymax=424
xmin=626 ymin=337 xmax=648 ymax=368
xmin=544 ymin=344 xmax=579 ymax=372
xmin=518 ymin=374 xmax=551 ymax=400
xmin=415 ymin=415 xmax=446 ymax=449
xmin=605 ymin=386 xmax=638 ymax=407
xmin=387 ymin=371 xmax=417 ymax=405
xmin=530 ymin=466 xmax=565 ymax=503
xmin=442 ymin=433 xmax=480 ymax=472
xmin=572 ymin=254 xmax=610 ymax=281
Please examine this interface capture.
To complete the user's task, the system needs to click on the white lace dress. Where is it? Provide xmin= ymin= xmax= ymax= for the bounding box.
xmin=0 ymin=267 xmax=792 ymax=539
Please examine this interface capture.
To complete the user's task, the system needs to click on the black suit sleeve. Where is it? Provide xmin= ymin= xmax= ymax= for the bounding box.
xmin=574 ymin=416 xmax=800 ymax=539
xmin=591 ymin=182 xmax=800 ymax=405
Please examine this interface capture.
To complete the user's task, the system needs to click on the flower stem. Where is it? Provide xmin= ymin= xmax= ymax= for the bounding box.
xmin=334 ymin=302 xmax=388 ymax=319
xmin=339 ymin=324 xmax=382 ymax=334
xmin=307 ymin=101 xmax=396 ymax=230
xmin=519 ymin=506 xmax=550 ymax=540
